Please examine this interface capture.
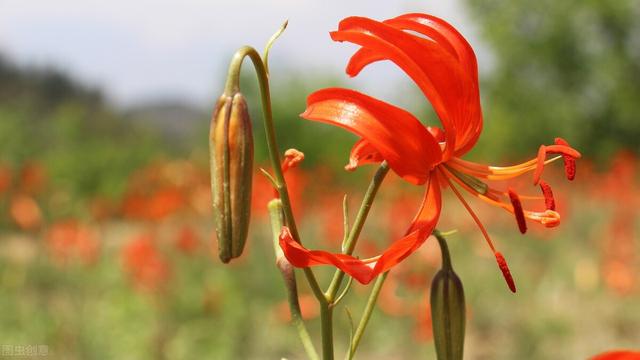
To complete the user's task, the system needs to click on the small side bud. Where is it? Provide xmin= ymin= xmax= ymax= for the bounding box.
xmin=431 ymin=232 xmax=465 ymax=360
xmin=210 ymin=92 xmax=254 ymax=263
xmin=430 ymin=268 xmax=466 ymax=360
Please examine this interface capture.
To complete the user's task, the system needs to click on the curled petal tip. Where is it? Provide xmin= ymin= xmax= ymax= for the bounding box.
xmin=344 ymin=162 xmax=357 ymax=172
xmin=299 ymin=108 xmax=312 ymax=119
xmin=282 ymin=148 xmax=305 ymax=173
xmin=329 ymin=30 xmax=343 ymax=42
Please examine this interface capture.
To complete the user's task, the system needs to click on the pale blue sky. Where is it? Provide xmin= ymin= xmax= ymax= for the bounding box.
xmin=0 ymin=0 xmax=486 ymax=107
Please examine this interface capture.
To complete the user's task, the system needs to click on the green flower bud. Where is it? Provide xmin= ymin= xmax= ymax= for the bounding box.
xmin=210 ymin=92 xmax=253 ymax=263
xmin=431 ymin=233 xmax=466 ymax=360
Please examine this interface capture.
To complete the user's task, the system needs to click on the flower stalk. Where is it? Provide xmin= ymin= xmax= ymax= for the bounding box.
xmin=221 ymin=31 xmax=325 ymax=303
xmin=346 ymin=271 xmax=389 ymax=360
xmin=268 ymin=199 xmax=319 ymax=360
xmin=321 ymin=162 xmax=389 ymax=359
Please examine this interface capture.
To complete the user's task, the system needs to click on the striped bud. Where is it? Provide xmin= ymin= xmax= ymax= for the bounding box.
xmin=210 ymin=92 xmax=253 ymax=263
xmin=430 ymin=266 xmax=466 ymax=360
xmin=431 ymin=233 xmax=466 ymax=360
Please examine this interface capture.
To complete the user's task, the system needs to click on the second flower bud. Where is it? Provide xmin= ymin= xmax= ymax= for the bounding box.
xmin=210 ymin=92 xmax=253 ymax=263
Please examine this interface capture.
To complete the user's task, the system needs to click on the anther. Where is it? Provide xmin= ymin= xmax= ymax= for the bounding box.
xmin=553 ymin=138 xmax=576 ymax=181
xmin=533 ymin=145 xmax=546 ymax=185
xmin=539 ymin=181 xmax=556 ymax=211
xmin=508 ymin=188 xmax=527 ymax=234
xmin=495 ymin=252 xmax=516 ymax=293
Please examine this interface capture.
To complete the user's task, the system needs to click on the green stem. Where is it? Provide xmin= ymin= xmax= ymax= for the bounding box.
xmin=320 ymin=304 xmax=334 ymax=360
xmin=346 ymin=271 xmax=389 ymax=360
xmin=268 ymin=199 xmax=319 ymax=360
xmin=325 ymin=162 xmax=389 ymax=301
xmin=319 ymin=163 xmax=387 ymax=360
xmin=433 ymin=230 xmax=452 ymax=270
xmin=223 ymin=46 xmax=325 ymax=304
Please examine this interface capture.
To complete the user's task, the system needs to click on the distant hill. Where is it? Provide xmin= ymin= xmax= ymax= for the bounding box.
xmin=124 ymin=100 xmax=208 ymax=142
xmin=0 ymin=53 xmax=102 ymax=110
xmin=0 ymin=53 xmax=208 ymax=145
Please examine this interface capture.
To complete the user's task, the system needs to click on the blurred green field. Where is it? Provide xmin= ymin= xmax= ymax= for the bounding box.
xmin=1 ymin=0 xmax=639 ymax=359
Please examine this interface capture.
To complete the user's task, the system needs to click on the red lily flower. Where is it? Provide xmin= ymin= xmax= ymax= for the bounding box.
xmin=590 ymin=350 xmax=640 ymax=360
xmin=279 ymin=13 xmax=580 ymax=288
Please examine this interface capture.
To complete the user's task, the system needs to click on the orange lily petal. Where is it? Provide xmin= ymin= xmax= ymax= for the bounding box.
xmin=332 ymin=16 xmax=475 ymax=160
xmin=384 ymin=13 xmax=483 ymax=155
xmin=334 ymin=16 xmax=482 ymax=159
xmin=302 ymin=88 xmax=441 ymax=185
xmin=279 ymin=174 xmax=441 ymax=284
xmin=346 ymin=138 xmax=384 ymax=171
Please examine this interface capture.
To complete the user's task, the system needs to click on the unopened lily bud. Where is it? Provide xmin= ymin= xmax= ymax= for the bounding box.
xmin=210 ymin=92 xmax=253 ymax=263
xmin=430 ymin=268 xmax=466 ymax=360
xmin=431 ymin=232 xmax=465 ymax=360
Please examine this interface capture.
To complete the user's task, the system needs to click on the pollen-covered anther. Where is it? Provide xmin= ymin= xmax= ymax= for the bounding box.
xmin=553 ymin=138 xmax=577 ymax=181
xmin=508 ymin=188 xmax=527 ymax=234
xmin=281 ymin=148 xmax=305 ymax=173
xmin=495 ymin=252 xmax=516 ymax=293
xmin=539 ymin=181 xmax=556 ymax=210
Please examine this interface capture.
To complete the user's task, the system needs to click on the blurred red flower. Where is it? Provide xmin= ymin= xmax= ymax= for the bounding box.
xmin=10 ymin=194 xmax=42 ymax=230
xmin=175 ymin=225 xmax=200 ymax=255
xmin=46 ymin=220 xmax=100 ymax=266
xmin=122 ymin=233 xmax=171 ymax=292
xmin=280 ymin=13 xmax=579 ymax=287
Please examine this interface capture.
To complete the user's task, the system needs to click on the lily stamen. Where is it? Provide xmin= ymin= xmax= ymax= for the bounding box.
xmin=539 ymin=181 xmax=556 ymax=210
xmin=449 ymin=155 xmax=565 ymax=180
xmin=554 ymin=138 xmax=577 ymax=180
xmin=508 ymin=189 xmax=527 ymax=234
xmin=441 ymin=168 xmax=517 ymax=292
